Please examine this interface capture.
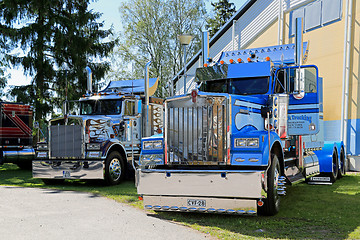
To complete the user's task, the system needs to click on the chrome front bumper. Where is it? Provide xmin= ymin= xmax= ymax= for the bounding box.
xmin=137 ymin=169 xmax=264 ymax=212
xmin=32 ymin=160 xmax=104 ymax=179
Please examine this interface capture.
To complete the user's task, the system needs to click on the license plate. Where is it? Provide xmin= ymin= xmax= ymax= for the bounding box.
xmin=63 ymin=171 xmax=71 ymax=178
xmin=187 ymin=199 xmax=206 ymax=207
xmin=310 ymin=176 xmax=330 ymax=182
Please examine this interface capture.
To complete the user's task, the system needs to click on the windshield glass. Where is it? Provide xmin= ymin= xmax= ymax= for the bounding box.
xmin=200 ymin=77 xmax=269 ymax=95
xmin=80 ymin=99 xmax=122 ymax=115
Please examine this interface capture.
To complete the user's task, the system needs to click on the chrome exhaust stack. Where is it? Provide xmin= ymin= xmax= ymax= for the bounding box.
xmin=85 ymin=66 xmax=92 ymax=94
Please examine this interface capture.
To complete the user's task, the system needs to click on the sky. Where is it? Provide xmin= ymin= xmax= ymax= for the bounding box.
xmin=6 ymin=0 xmax=247 ymax=88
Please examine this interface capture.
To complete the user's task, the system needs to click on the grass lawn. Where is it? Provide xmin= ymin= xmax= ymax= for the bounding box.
xmin=1 ymin=163 xmax=359 ymax=239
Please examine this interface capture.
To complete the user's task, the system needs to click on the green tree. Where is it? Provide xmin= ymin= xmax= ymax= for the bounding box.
xmin=0 ymin=0 xmax=115 ymax=121
xmin=206 ymin=0 xmax=236 ymax=38
xmin=110 ymin=0 xmax=206 ymax=97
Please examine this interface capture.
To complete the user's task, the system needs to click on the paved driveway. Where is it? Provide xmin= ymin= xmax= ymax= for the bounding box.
xmin=0 ymin=186 xmax=211 ymax=240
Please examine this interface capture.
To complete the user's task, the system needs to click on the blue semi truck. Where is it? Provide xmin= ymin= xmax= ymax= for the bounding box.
xmin=135 ymin=41 xmax=345 ymax=216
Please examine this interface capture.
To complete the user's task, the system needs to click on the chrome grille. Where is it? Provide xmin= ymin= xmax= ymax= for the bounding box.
xmin=166 ymin=95 xmax=228 ymax=165
xmin=50 ymin=125 xmax=82 ymax=158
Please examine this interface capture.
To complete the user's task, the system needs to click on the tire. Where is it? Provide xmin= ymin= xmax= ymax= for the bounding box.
xmin=42 ymin=179 xmax=65 ymax=185
xmin=258 ymin=154 xmax=281 ymax=216
xmin=16 ymin=161 xmax=32 ymax=170
xmin=330 ymin=150 xmax=338 ymax=182
xmin=338 ymin=147 xmax=346 ymax=179
xmin=104 ymin=151 xmax=125 ymax=185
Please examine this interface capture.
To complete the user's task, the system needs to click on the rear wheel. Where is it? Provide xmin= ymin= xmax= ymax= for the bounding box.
xmin=104 ymin=151 xmax=125 ymax=185
xmin=338 ymin=147 xmax=346 ymax=178
xmin=330 ymin=150 xmax=338 ymax=182
xmin=258 ymin=154 xmax=281 ymax=216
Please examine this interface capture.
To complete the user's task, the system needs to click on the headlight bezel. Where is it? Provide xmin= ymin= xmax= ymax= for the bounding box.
xmin=234 ymin=138 xmax=259 ymax=148
xmin=142 ymin=140 xmax=163 ymax=150
xmin=37 ymin=144 xmax=48 ymax=150
xmin=86 ymin=143 xmax=101 ymax=150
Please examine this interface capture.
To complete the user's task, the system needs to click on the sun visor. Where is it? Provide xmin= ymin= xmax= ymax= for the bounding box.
xmin=101 ymin=77 xmax=159 ymax=95
xmin=227 ymin=61 xmax=272 ymax=79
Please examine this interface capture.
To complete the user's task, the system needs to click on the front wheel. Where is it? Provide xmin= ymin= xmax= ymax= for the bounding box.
xmin=104 ymin=151 xmax=125 ymax=185
xmin=258 ymin=154 xmax=281 ymax=216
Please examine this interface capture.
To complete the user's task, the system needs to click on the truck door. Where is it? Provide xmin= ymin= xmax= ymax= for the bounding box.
xmin=123 ymin=99 xmax=141 ymax=142
xmin=286 ymin=66 xmax=320 ymax=136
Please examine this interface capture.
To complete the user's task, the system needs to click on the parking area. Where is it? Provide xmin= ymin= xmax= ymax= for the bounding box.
xmin=0 ymin=186 xmax=210 ymax=240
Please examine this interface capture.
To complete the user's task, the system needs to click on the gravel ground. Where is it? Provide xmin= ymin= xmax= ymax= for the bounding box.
xmin=0 ymin=186 xmax=212 ymax=240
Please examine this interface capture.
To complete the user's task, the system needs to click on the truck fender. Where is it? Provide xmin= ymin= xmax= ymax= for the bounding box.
xmin=314 ymin=141 xmax=342 ymax=174
xmin=262 ymin=132 xmax=284 ymax=174
xmin=103 ymin=141 xmax=127 ymax=162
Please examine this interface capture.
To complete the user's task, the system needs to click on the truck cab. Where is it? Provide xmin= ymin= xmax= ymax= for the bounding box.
xmin=0 ymin=102 xmax=35 ymax=169
xmin=137 ymin=43 xmax=345 ymax=215
xmin=33 ymin=78 xmax=163 ymax=185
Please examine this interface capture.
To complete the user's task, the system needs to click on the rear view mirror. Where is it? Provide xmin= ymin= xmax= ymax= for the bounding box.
xmin=294 ymin=68 xmax=305 ymax=99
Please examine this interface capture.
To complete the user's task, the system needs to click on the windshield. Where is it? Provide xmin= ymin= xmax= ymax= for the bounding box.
xmin=80 ymin=99 xmax=122 ymax=115
xmin=200 ymin=77 xmax=269 ymax=95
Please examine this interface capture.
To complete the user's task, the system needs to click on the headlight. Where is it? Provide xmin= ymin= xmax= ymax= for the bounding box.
xmin=234 ymin=138 xmax=259 ymax=148
xmin=234 ymin=139 xmax=246 ymax=147
xmin=143 ymin=140 xmax=163 ymax=150
xmin=37 ymin=144 xmax=48 ymax=150
xmin=87 ymin=143 xmax=101 ymax=150
xmin=247 ymin=138 xmax=259 ymax=147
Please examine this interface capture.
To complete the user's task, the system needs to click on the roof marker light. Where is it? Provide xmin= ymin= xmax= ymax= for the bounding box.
xmin=247 ymin=57 xmax=252 ymax=62
xmin=204 ymin=63 xmax=208 ymax=67
xmin=229 ymin=59 xmax=234 ymax=64
xmin=265 ymin=56 xmax=271 ymax=61
xmin=237 ymin=58 xmax=242 ymax=63
xmin=220 ymin=60 xmax=224 ymax=65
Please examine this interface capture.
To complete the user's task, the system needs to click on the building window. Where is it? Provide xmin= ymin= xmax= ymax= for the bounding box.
xmin=290 ymin=0 xmax=342 ymax=36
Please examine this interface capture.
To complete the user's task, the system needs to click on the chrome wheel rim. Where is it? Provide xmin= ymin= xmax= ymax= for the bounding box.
xmin=109 ymin=158 xmax=121 ymax=181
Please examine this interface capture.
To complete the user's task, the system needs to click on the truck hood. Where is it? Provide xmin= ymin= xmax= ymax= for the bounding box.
xmin=50 ymin=115 xmax=118 ymax=142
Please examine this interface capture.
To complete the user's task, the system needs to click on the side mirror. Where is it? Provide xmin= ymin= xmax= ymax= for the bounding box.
xmin=294 ymin=68 xmax=305 ymax=99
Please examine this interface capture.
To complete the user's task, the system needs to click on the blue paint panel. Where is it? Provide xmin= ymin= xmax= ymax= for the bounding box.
xmin=289 ymin=93 xmax=319 ymax=104
xmin=288 ymin=112 xmax=320 ymax=135
xmin=237 ymin=105 xmax=261 ymax=114
xmin=228 ymin=61 xmax=271 ymax=78
xmin=230 ymin=130 xmax=282 ymax=166
xmin=140 ymin=136 xmax=164 ymax=155
xmin=288 ymin=109 xmax=319 ymax=114
xmin=314 ymin=141 xmax=337 ymax=173
xmin=232 ymin=98 xmax=264 ymax=132
xmin=232 ymin=95 xmax=268 ymax=105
